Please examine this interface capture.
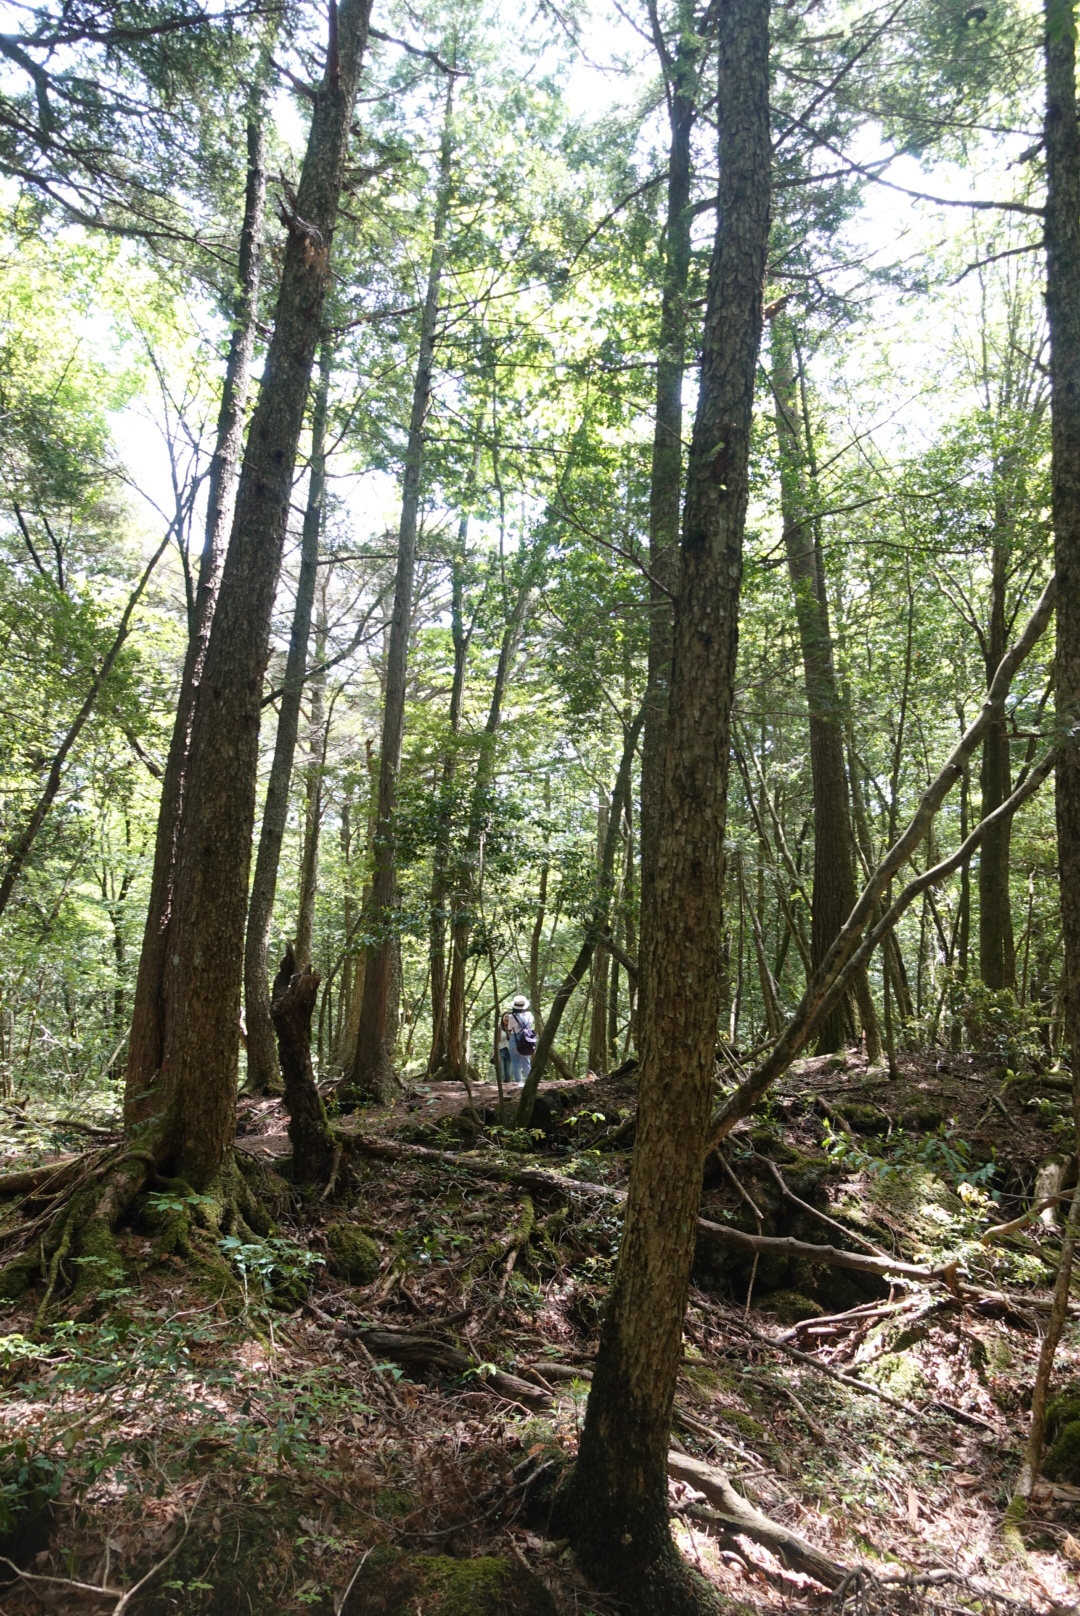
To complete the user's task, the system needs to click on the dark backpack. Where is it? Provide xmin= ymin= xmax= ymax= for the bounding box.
xmin=513 ymin=1015 xmax=538 ymax=1056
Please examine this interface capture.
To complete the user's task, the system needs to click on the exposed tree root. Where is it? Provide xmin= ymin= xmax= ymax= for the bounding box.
xmin=0 ymin=1140 xmax=278 ymax=1323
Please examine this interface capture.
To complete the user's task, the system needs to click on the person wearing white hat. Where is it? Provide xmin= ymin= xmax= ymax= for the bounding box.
xmin=506 ymin=995 xmax=537 ymax=1087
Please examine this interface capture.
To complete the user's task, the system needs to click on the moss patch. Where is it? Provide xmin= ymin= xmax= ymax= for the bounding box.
xmin=863 ymin=1352 xmax=926 ymax=1401
xmin=341 ymin=1550 xmax=558 ymax=1616
xmin=325 ymin=1222 xmax=380 ymax=1285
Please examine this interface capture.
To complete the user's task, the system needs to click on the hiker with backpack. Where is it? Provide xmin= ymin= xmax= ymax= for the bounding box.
xmin=506 ymin=994 xmax=537 ymax=1086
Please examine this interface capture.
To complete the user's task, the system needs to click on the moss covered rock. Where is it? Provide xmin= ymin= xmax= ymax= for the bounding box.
xmin=1045 ymin=1418 xmax=1080 ymax=1484
xmin=326 ymin=1222 xmax=381 ymax=1285
xmin=835 ymin=1102 xmax=889 ymax=1136
xmin=761 ymin=1290 xmax=824 ymax=1324
xmin=340 ymin=1550 xmax=558 ymax=1616
xmin=1043 ymin=1393 xmax=1080 ymax=1483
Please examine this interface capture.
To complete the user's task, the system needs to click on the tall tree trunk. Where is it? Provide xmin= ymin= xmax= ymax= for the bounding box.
xmin=296 ymin=581 xmax=329 ymax=969
xmin=348 ymin=85 xmax=454 ymax=1104
xmin=638 ymin=2 xmax=698 ymax=1026
xmin=566 ymin=0 xmax=771 ymax=1603
xmin=979 ymin=530 xmax=1017 ymax=989
xmin=336 ymin=740 xmax=377 ymax=1070
xmin=1020 ymin=0 xmax=1080 ymax=1505
xmin=242 ymin=344 xmax=332 ymax=1094
xmin=428 ymin=542 xmax=470 ymax=1074
xmin=125 ymin=98 xmax=268 ymax=1090
xmin=771 ymin=313 xmax=874 ymax=1054
xmin=123 ymin=0 xmax=373 ymax=1190
xmin=443 ymin=574 xmax=532 ymax=1081
xmin=588 ymin=796 xmax=611 ymax=1073
xmin=515 ymin=707 xmax=646 ymax=1123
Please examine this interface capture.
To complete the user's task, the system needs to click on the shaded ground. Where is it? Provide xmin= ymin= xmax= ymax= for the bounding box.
xmin=0 ymin=1050 xmax=1077 ymax=1614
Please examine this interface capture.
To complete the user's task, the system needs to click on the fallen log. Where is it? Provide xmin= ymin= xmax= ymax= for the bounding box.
xmin=695 ymin=1218 xmax=955 ymax=1284
xmin=668 ymin=1450 xmax=847 ymax=1589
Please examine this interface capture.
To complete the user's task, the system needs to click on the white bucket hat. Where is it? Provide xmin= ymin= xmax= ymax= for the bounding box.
xmin=512 ymin=995 xmax=529 ymax=1010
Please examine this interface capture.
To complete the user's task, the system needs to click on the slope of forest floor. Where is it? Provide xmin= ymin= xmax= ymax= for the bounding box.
xmin=0 ymin=1051 xmax=1078 ymax=1615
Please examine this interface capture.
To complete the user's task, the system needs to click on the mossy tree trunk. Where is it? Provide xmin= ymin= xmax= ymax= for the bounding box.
xmin=566 ymin=0 xmax=771 ymax=1604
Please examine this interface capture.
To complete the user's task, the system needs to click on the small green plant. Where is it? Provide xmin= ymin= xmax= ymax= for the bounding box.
xmin=0 ymin=1442 xmax=64 ymax=1534
xmin=822 ymin=1118 xmax=996 ymax=1189
xmin=219 ymin=1234 xmax=324 ymax=1310
xmin=945 ymin=980 xmax=1042 ymax=1069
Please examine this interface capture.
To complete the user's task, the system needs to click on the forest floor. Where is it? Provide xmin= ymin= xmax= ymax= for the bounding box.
xmin=1 ymin=1050 xmax=1079 ymax=1615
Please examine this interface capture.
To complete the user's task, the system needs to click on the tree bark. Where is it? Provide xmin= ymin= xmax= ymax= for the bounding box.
xmin=271 ymin=943 xmax=335 ymax=1184
xmin=125 ymin=99 xmax=268 ymax=1093
xmin=1013 ymin=0 xmax=1080 ymax=1512
xmin=771 ymin=313 xmax=873 ymax=1053
xmin=348 ymin=83 xmax=454 ymax=1104
xmin=565 ymin=0 xmax=771 ymax=1602
xmin=1047 ymin=0 xmax=1080 ymax=1095
xmin=123 ymin=0 xmax=373 ymax=1189
xmin=588 ymin=796 xmax=611 ymax=1073
xmin=638 ymin=0 xmax=698 ymax=1028
xmin=243 ymin=344 xmax=332 ymax=1095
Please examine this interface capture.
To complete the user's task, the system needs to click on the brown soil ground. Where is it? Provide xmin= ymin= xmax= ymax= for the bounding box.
xmin=0 ymin=1052 xmax=1077 ymax=1615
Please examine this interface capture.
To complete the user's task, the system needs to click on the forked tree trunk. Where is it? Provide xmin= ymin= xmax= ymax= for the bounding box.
xmin=123 ymin=0 xmax=373 ymax=1189
xmin=126 ymin=100 xmax=268 ymax=1093
xmin=638 ymin=0 xmax=698 ymax=1027
xmin=771 ymin=315 xmax=879 ymax=1056
xmin=244 ymin=345 xmax=332 ymax=1094
xmin=348 ymin=87 xmax=454 ymax=1104
xmin=566 ymin=0 xmax=771 ymax=1604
